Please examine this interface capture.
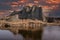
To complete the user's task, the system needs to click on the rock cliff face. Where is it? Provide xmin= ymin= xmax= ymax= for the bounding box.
xmin=7 ymin=5 xmax=43 ymax=21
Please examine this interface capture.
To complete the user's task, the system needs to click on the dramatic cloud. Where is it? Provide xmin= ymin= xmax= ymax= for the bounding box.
xmin=46 ymin=0 xmax=60 ymax=4
xmin=0 ymin=0 xmax=60 ymax=17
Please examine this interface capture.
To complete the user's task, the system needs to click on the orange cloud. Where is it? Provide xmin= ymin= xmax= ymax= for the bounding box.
xmin=11 ymin=2 xmax=19 ymax=5
xmin=0 ymin=10 xmax=10 ymax=14
xmin=11 ymin=2 xmax=19 ymax=9
xmin=18 ymin=0 xmax=28 ymax=3
xmin=0 ymin=11 xmax=5 ymax=15
xmin=11 ymin=5 xmax=18 ymax=7
xmin=34 ymin=0 xmax=40 ymax=1
xmin=11 ymin=0 xmax=28 ymax=7
xmin=42 ymin=5 xmax=58 ymax=10
xmin=34 ymin=1 xmax=39 ymax=3
xmin=46 ymin=0 xmax=60 ymax=4
xmin=0 ymin=11 xmax=7 ymax=16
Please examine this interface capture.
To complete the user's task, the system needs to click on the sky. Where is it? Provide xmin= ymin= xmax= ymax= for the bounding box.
xmin=0 ymin=0 xmax=60 ymax=17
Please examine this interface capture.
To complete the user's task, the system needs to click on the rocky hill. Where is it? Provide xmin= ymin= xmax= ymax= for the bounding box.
xmin=6 ymin=5 xmax=43 ymax=21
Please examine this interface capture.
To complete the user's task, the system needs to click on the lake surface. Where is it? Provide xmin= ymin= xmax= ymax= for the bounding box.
xmin=0 ymin=30 xmax=24 ymax=40
xmin=0 ymin=26 xmax=60 ymax=40
xmin=0 ymin=30 xmax=42 ymax=40
xmin=42 ymin=25 xmax=60 ymax=40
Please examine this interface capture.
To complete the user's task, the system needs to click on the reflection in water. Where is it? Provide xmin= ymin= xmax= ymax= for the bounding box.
xmin=20 ymin=30 xmax=42 ymax=40
xmin=42 ymin=26 xmax=60 ymax=40
xmin=0 ymin=30 xmax=42 ymax=40
xmin=0 ymin=26 xmax=60 ymax=40
xmin=0 ymin=30 xmax=24 ymax=40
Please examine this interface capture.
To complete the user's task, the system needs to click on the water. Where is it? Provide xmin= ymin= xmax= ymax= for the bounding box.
xmin=0 ymin=30 xmax=42 ymax=40
xmin=0 ymin=26 xmax=60 ymax=40
xmin=42 ymin=25 xmax=60 ymax=40
xmin=0 ymin=30 xmax=24 ymax=40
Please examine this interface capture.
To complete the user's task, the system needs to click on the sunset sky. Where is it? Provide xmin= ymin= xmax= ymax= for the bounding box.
xmin=0 ymin=0 xmax=60 ymax=17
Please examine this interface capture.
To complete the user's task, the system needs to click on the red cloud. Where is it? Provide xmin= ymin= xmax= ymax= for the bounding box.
xmin=46 ymin=0 xmax=60 ymax=4
xmin=42 ymin=5 xmax=59 ymax=10
xmin=0 ymin=11 xmax=5 ymax=15
xmin=0 ymin=0 xmax=59 ymax=16
xmin=11 ymin=2 xmax=19 ymax=5
xmin=11 ymin=2 xmax=19 ymax=8
xmin=0 ymin=11 xmax=7 ymax=16
xmin=18 ymin=0 xmax=28 ymax=3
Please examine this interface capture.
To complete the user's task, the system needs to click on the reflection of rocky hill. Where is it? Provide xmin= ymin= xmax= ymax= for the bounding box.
xmin=7 ymin=5 xmax=43 ymax=21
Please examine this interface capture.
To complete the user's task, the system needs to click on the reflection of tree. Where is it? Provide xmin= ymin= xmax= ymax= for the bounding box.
xmin=4 ymin=23 xmax=10 ymax=28
xmin=20 ymin=24 xmax=24 ymax=29
xmin=29 ymin=22 xmax=36 ymax=29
